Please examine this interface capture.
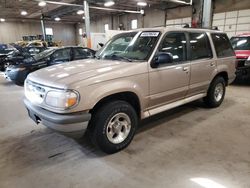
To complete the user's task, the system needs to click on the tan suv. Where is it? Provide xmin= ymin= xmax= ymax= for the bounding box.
xmin=24 ymin=27 xmax=236 ymax=153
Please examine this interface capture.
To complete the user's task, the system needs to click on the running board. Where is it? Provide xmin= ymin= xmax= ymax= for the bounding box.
xmin=147 ymin=93 xmax=207 ymax=116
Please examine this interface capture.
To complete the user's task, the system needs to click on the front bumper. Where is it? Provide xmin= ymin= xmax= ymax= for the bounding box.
xmin=24 ymin=98 xmax=91 ymax=136
xmin=5 ymin=68 xmax=28 ymax=84
xmin=236 ymin=67 xmax=250 ymax=76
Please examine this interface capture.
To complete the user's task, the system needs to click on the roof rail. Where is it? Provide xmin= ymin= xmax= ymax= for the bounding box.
xmin=153 ymin=23 xmax=190 ymax=28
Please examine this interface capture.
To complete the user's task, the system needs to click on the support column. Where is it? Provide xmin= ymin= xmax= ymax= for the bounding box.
xmin=191 ymin=0 xmax=213 ymax=28
xmin=40 ymin=14 xmax=46 ymax=41
xmin=84 ymin=1 xmax=91 ymax=48
xmin=202 ymin=0 xmax=213 ymax=28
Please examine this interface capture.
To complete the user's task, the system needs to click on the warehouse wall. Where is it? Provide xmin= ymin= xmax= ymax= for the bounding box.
xmin=0 ymin=21 xmax=76 ymax=46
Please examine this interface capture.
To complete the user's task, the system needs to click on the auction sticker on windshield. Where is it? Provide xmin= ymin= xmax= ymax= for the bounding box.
xmin=140 ymin=32 xmax=160 ymax=37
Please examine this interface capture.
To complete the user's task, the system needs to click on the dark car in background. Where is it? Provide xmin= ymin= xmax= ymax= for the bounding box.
xmin=5 ymin=46 xmax=95 ymax=85
xmin=230 ymin=33 xmax=250 ymax=78
xmin=0 ymin=44 xmax=16 ymax=55
xmin=0 ymin=45 xmax=47 ymax=71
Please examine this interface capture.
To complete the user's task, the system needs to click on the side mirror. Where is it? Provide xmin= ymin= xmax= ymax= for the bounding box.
xmin=151 ymin=52 xmax=173 ymax=68
xmin=98 ymin=43 xmax=104 ymax=47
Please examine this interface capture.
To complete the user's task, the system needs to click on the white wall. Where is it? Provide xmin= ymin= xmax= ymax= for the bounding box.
xmin=213 ymin=9 xmax=250 ymax=38
xmin=0 ymin=21 xmax=76 ymax=45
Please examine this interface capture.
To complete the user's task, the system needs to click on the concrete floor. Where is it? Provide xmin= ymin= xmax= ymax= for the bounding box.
xmin=0 ymin=74 xmax=250 ymax=188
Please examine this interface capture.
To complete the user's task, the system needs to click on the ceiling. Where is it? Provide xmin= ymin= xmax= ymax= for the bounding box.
xmin=0 ymin=0 xmax=191 ymax=23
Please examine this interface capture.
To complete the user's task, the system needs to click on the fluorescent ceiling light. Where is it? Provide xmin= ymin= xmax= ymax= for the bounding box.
xmin=82 ymin=16 xmax=85 ymax=19
xmin=54 ymin=17 xmax=61 ymax=21
xmin=0 ymin=18 xmax=5 ymax=22
xmin=77 ymin=10 xmax=84 ymax=15
xmin=38 ymin=1 xmax=47 ymax=7
xmin=190 ymin=178 xmax=227 ymax=188
xmin=137 ymin=2 xmax=147 ymax=6
xmin=21 ymin=11 xmax=28 ymax=16
xmin=167 ymin=0 xmax=191 ymax=5
xmin=104 ymin=1 xmax=115 ymax=7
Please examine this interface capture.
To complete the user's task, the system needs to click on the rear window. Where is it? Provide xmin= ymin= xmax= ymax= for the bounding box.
xmin=211 ymin=33 xmax=235 ymax=58
xmin=230 ymin=36 xmax=250 ymax=51
xmin=189 ymin=32 xmax=213 ymax=60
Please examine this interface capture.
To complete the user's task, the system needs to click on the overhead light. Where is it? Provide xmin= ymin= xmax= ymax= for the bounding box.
xmin=21 ymin=11 xmax=28 ymax=16
xmin=38 ymin=1 xmax=47 ymax=7
xmin=82 ymin=16 xmax=85 ymax=19
xmin=0 ymin=18 xmax=5 ymax=22
xmin=104 ymin=1 xmax=115 ymax=7
xmin=55 ymin=17 xmax=61 ymax=21
xmin=137 ymin=2 xmax=147 ymax=6
xmin=77 ymin=10 xmax=84 ymax=15
xmin=167 ymin=0 xmax=191 ymax=5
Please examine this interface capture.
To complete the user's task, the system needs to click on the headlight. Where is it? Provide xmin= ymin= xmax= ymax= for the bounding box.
xmin=45 ymin=90 xmax=79 ymax=109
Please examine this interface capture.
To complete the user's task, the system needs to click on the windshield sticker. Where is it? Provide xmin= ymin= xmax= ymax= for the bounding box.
xmin=140 ymin=32 xmax=159 ymax=37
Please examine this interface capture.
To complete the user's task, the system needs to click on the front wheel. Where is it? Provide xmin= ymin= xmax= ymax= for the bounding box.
xmin=89 ymin=100 xmax=138 ymax=154
xmin=204 ymin=77 xmax=226 ymax=108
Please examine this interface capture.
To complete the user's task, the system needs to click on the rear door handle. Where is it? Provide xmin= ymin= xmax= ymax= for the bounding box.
xmin=210 ymin=62 xmax=215 ymax=66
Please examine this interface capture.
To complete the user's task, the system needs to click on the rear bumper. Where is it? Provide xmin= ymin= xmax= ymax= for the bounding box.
xmin=24 ymin=98 xmax=91 ymax=136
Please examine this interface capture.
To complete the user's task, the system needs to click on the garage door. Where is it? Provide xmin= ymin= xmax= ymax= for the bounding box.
xmin=213 ymin=9 xmax=250 ymax=38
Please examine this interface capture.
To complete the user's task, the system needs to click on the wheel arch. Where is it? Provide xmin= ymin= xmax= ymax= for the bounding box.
xmin=213 ymin=71 xmax=229 ymax=86
xmin=90 ymin=91 xmax=141 ymax=118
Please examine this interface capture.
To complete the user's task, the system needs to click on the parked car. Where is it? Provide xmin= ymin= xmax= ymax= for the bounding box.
xmin=0 ymin=45 xmax=47 ymax=71
xmin=5 ymin=46 xmax=95 ymax=85
xmin=0 ymin=44 xmax=16 ymax=55
xmin=24 ymin=28 xmax=236 ymax=154
xmin=230 ymin=33 xmax=250 ymax=78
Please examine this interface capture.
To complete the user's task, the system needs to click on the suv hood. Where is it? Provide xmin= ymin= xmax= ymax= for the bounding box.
xmin=27 ymin=59 xmax=144 ymax=89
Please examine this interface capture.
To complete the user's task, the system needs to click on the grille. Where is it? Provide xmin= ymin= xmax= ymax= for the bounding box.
xmin=236 ymin=59 xmax=246 ymax=68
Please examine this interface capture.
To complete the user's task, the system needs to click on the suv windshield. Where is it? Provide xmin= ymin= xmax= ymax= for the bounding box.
xmin=96 ymin=31 xmax=160 ymax=61
xmin=230 ymin=37 xmax=250 ymax=50
xmin=33 ymin=48 xmax=56 ymax=61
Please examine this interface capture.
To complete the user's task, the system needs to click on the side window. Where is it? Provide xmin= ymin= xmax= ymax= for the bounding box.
xmin=211 ymin=33 xmax=235 ymax=58
xmin=73 ymin=48 xmax=88 ymax=60
xmin=189 ymin=32 xmax=213 ymax=60
xmin=159 ymin=33 xmax=187 ymax=63
xmin=52 ymin=48 xmax=71 ymax=61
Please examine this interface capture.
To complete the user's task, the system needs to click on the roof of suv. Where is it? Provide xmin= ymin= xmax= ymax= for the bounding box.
xmin=131 ymin=27 xmax=224 ymax=33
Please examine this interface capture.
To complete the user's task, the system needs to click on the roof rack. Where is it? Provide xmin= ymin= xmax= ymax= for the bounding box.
xmin=153 ymin=23 xmax=190 ymax=28
xmin=153 ymin=23 xmax=220 ymax=30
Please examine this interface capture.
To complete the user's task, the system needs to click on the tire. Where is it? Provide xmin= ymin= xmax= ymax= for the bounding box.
xmin=89 ymin=100 xmax=138 ymax=154
xmin=204 ymin=76 xmax=226 ymax=108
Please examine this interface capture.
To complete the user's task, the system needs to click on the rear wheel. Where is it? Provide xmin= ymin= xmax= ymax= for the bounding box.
xmin=204 ymin=77 xmax=226 ymax=108
xmin=89 ymin=100 xmax=138 ymax=154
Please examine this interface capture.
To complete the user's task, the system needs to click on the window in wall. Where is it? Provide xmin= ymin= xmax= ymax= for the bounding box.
xmin=104 ymin=24 xmax=109 ymax=31
xmin=212 ymin=33 xmax=235 ymax=58
xmin=45 ymin=28 xmax=53 ymax=35
xmin=159 ymin=32 xmax=187 ymax=63
xmin=79 ymin=28 xmax=83 ymax=35
xmin=131 ymin=19 xmax=138 ymax=29
xmin=189 ymin=32 xmax=213 ymax=60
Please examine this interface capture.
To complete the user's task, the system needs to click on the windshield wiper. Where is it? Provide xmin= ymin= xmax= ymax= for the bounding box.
xmin=105 ymin=54 xmax=132 ymax=62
